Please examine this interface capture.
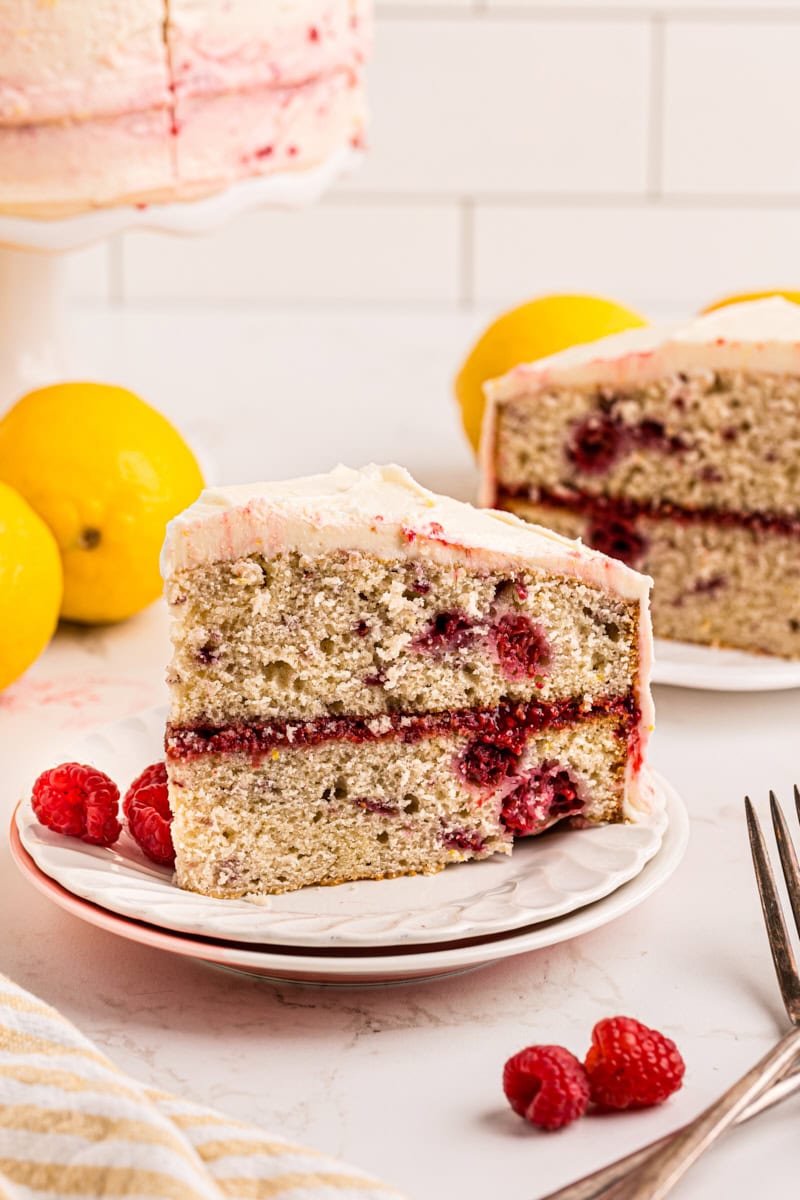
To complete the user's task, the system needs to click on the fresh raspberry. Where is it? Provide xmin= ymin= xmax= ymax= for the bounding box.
xmin=123 ymin=761 xmax=167 ymax=818
xmin=124 ymin=762 xmax=175 ymax=867
xmin=585 ymin=1016 xmax=685 ymax=1110
xmin=31 ymin=762 xmax=121 ymax=847
xmin=489 ymin=614 xmax=550 ymax=680
xmin=503 ymin=1045 xmax=591 ymax=1131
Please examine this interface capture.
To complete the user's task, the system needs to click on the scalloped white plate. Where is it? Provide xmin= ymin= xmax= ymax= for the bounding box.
xmin=16 ymin=706 xmax=675 ymax=950
xmin=652 ymin=638 xmax=800 ymax=692
xmin=11 ymin=789 xmax=689 ymax=986
xmin=0 ymin=147 xmax=361 ymax=251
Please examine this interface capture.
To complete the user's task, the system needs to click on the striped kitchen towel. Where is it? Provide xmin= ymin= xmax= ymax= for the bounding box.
xmin=0 ymin=973 xmax=405 ymax=1200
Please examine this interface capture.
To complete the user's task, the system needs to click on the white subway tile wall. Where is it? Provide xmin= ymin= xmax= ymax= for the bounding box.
xmin=67 ymin=2 xmax=800 ymax=316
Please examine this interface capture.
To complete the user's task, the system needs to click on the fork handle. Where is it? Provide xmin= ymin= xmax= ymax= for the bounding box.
xmin=537 ymin=1063 xmax=800 ymax=1200
xmin=611 ymin=1026 xmax=800 ymax=1200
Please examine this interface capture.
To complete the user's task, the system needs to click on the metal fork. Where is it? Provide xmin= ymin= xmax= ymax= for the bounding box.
xmin=537 ymin=1067 xmax=800 ymax=1200
xmin=537 ymin=785 xmax=800 ymax=1200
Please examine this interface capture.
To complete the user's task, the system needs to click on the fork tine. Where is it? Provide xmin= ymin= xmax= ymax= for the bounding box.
xmin=769 ymin=790 xmax=800 ymax=942
xmin=744 ymin=797 xmax=800 ymax=1022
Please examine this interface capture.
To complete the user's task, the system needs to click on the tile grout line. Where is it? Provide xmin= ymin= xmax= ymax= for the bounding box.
xmin=459 ymin=198 xmax=475 ymax=308
xmin=376 ymin=6 xmax=800 ymax=23
xmin=329 ymin=191 xmax=800 ymax=209
xmin=646 ymin=13 xmax=665 ymax=200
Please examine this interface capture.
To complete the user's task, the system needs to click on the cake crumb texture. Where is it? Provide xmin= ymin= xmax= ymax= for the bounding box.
xmin=494 ymin=369 xmax=800 ymax=516
xmin=166 ymin=550 xmax=638 ymax=725
xmin=168 ymin=717 xmax=627 ymax=897
xmin=507 ymin=499 xmax=800 ymax=659
xmin=488 ymin=360 xmax=800 ymax=658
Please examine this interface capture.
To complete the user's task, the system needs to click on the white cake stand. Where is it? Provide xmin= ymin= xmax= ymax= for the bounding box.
xmin=0 ymin=147 xmax=359 ymax=415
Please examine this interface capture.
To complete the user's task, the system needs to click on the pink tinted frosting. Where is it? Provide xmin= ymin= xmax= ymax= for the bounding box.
xmin=0 ymin=0 xmax=370 ymax=216
xmin=168 ymin=0 xmax=370 ymax=97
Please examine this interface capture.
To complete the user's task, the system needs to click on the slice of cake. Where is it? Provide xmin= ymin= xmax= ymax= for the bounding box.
xmin=162 ymin=465 xmax=654 ymax=898
xmin=481 ymin=297 xmax=800 ymax=659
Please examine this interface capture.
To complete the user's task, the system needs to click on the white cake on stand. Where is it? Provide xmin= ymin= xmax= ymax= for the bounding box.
xmin=0 ymin=0 xmax=370 ymax=411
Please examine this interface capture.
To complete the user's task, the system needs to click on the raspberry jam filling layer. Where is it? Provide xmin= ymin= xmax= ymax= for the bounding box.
xmin=497 ymin=486 xmax=800 ymax=540
xmin=166 ymin=694 xmax=638 ymax=760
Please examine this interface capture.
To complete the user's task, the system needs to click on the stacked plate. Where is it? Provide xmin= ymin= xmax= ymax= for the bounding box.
xmin=12 ymin=708 xmax=689 ymax=986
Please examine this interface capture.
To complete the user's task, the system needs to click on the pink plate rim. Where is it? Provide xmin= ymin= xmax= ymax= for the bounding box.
xmin=9 ymin=787 xmax=689 ymax=985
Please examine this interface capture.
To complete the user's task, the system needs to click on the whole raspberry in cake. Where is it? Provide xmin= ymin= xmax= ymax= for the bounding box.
xmin=489 ymin=613 xmax=550 ymax=679
xmin=458 ymin=738 xmax=519 ymax=789
xmin=584 ymin=1016 xmax=685 ymax=1110
xmin=503 ymin=1045 xmax=591 ymax=1131
xmin=502 ymin=762 xmax=582 ymax=835
xmin=413 ymin=610 xmax=475 ymax=654
xmin=124 ymin=762 xmax=175 ymax=866
xmin=567 ymin=413 xmax=625 ymax=475
xmin=32 ymin=762 xmax=121 ymax=846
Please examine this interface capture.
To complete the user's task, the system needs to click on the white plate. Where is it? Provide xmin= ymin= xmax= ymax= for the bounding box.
xmin=11 ymin=781 xmax=689 ymax=985
xmin=0 ymin=148 xmax=361 ymax=251
xmin=652 ymin=638 xmax=800 ymax=692
xmin=17 ymin=707 xmax=675 ymax=949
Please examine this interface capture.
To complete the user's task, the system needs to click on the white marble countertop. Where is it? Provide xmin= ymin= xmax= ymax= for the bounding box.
xmin=2 ymin=306 xmax=800 ymax=1199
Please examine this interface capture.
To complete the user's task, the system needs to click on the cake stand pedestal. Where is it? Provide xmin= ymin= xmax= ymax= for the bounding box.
xmin=0 ymin=148 xmax=359 ymax=416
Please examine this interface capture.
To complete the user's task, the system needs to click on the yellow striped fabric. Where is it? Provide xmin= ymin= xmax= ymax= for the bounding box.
xmin=0 ymin=975 xmax=405 ymax=1200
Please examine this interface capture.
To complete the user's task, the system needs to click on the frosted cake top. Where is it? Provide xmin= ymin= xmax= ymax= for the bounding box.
xmin=161 ymin=463 xmax=651 ymax=603
xmin=485 ymin=297 xmax=800 ymax=403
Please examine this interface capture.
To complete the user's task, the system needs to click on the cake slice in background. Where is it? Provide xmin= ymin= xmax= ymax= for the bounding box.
xmin=480 ymin=297 xmax=800 ymax=659
xmin=162 ymin=464 xmax=653 ymax=898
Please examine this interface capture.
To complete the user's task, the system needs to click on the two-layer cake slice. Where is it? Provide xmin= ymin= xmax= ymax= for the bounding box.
xmin=481 ymin=298 xmax=800 ymax=658
xmin=162 ymin=465 xmax=654 ymax=897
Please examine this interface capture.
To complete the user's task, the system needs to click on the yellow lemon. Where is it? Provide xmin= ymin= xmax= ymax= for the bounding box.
xmin=702 ymin=289 xmax=800 ymax=314
xmin=0 ymin=481 xmax=62 ymax=689
xmin=455 ymin=294 xmax=648 ymax=453
xmin=0 ymin=382 xmax=204 ymax=624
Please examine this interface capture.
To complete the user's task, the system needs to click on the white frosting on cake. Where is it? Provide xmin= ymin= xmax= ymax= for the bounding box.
xmin=162 ymin=463 xmax=651 ymax=603
xmin=485 ymin=298 xmax=800 ymax=404
xmin=163 ymin=464 xmax=655 ymax=818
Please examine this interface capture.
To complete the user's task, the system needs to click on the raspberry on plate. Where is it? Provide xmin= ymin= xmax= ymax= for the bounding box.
xmin=585 ymin=1016 xmax=686 ymax=1110
xmin=31 ymin=762 xmax=121 ymax=847
xmin=123 ymin=761 xmax=167 ymax=820
xmin=503 ymin=1045 xmax=591 ymax=1131
xmin=124 ymin=762 xmax=175 ymax=867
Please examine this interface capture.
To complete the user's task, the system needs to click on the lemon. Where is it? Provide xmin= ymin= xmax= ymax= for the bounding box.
xmin=455 ymin=294 xmax=648 ymax=453
xmin=0 ymin=482 xmax=62 ymax=689
xmin=0 ymin=382 xmax=204 ymax=624
xmin=702 ymin=289 xmax=800 ymax=314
